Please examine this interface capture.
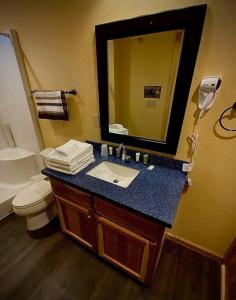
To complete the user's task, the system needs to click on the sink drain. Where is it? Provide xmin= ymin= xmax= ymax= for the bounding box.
xmin=113 ymin=179 xmax=119 ymax=183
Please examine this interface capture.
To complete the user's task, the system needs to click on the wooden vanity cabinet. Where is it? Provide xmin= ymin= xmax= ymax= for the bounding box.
xmin=95 ymin=196 xmax=165 ymax=243
xmin=97 ymin=216 xmax=149 ymax=280
xmin=50 ymin=178 xmax=165 ymax=285
xmin=95 ymin=196 xmax=165 ymax=284
xmin=51 ymin=179 xmax=97 ymax=252
xmin=56 ymin=195 xmax=97 ymax=251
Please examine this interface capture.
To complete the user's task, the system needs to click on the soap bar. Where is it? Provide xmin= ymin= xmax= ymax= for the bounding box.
xmin=147 ymin=165 xmax=155 ymax=170
xmin=182 ymin=163 xmax=193 ymax=172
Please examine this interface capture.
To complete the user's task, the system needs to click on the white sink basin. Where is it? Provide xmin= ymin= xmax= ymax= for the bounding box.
xmin=86 ymin=161 xmax=140 ymax=188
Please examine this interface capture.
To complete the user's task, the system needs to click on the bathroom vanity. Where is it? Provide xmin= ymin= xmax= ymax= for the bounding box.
xmin=43 ymin=145 xmax=187 ymax=285
xmin=50 ymin=178 xmax=165 ymax=284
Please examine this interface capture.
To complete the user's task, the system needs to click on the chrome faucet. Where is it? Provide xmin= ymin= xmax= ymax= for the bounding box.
xmin=117 ymin=143 xmax=125 ymax=158
xmin=117 ymin=143 xmax=130 ymax=162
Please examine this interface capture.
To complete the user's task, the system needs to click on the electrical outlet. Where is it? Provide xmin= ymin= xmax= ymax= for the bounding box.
xmin=92 ymin=115 xmax=100 ymax=128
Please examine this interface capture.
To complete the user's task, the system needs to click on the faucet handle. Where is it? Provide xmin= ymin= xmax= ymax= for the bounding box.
xmin=118 ymin=143 xmax=124 ymax=150
xmin=124 ymin=155 xmax=131 ymax=163
xmin=121 ymin=146 xmax=127 ymax=161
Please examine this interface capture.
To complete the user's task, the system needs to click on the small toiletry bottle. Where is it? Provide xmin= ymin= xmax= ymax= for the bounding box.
xmin=101 ymin=144 xmax=108 ymax=156
xmin=109 ymin=146 xmax=113 ymax=156
xmin=135 ymin=152 xmax=140 ymax=162
xmin=116 ymin=148 xmax=120 ymax=157
xmin=143 ymin=154 xmax=148 ymax=165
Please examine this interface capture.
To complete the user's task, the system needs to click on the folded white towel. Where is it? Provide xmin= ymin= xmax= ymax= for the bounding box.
xmin=55 ymin=139 xmax=80 ymax=156
xmin=48 ymin=153 xmax=94 ymax=172
xmin=48 ymin=156 xmax=95 ymax=175
xmin=55 ymin=140 xmax=92 ymax=156
xmin=48 ymin=144 xmax=93 ymax=166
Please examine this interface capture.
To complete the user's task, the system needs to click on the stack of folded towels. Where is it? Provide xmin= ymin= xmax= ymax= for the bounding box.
xmin=46 ymin=139 xmax=94 ymax=175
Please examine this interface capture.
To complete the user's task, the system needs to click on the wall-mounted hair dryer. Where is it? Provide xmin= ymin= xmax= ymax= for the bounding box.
xmin=198 ymin=76 xmax=222 ymax=113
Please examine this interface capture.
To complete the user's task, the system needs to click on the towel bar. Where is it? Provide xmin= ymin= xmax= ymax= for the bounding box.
xmin=64 ymin=89 xmax=77 ymax=95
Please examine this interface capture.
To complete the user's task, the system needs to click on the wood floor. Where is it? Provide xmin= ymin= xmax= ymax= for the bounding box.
xmin=0 ymin=214 xmax=221 ymax=300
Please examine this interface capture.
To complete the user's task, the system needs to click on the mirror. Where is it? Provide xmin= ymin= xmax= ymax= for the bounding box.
xmin=107 ymin=30 xmax=184 ymax=142
xmin=96 ymin=5 xmax=207 ymax=154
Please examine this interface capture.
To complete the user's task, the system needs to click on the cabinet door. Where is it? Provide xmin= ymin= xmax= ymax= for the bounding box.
xmin=97 ymin=216 xmax=149 ymax=280
xmin=56 ymin=195 xmax=96 ymax=251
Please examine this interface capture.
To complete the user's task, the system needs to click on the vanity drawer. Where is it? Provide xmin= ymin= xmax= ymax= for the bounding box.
xmin=50 ymin=179 xmax=93 ymax=209
xmin=95 ymin=196 xmax=165 ymax=243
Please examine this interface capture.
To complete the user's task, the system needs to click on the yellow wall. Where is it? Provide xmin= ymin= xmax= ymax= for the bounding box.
xmin=113 ymin=38 xmax=132 ymax=128
xmin=0 ymin=0 xmax=236 ymax=256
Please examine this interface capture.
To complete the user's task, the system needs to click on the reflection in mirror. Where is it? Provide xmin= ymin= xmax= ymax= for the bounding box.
xmin=108 ymin=30 xmax=184 ymax=142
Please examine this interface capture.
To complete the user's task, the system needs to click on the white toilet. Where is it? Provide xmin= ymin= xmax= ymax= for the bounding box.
xmin=12 ymin=179 xmax=57 ymax=231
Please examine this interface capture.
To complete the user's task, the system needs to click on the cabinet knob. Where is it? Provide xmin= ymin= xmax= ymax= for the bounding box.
xmin=87 ymin=215 xmax=91 ymax=219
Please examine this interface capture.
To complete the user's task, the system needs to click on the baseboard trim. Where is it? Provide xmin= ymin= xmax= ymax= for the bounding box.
xmin=224 ymin=237 xmax=236 ymax=263
xmin=221 ymin=264 xmax=226 ymax=300
xmin=223 ymin=237 xmax=236 ymax=300
xmin=166 ymin=232 xmax=223 ymax=263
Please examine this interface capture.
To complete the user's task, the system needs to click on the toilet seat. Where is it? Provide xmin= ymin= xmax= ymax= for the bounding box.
xmin=12 ymin=180 xmax=52 ymax=209
xmin=12 ymin=179 xmax=57 ymax=231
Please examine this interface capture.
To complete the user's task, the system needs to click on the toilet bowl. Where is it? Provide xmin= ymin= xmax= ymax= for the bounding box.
xmin=12 ymin=180 xmax=57 ymax=231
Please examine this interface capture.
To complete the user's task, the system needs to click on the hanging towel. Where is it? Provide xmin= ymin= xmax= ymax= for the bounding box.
xmin=32 ymin=90 xmax=69 ymax=120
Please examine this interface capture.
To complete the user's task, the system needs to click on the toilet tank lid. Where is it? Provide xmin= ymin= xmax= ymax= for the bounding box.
xmin=12 ymin=180 xmax=52 ymax=208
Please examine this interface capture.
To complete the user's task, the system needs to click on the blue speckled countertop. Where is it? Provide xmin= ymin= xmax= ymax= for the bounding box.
xmin=42 ymin=145 xmax=187 ymax=228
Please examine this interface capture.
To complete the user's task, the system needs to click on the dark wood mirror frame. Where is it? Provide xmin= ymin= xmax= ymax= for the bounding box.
xmin=95 ymin=5 xmax=207 ymax=154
